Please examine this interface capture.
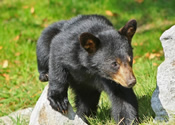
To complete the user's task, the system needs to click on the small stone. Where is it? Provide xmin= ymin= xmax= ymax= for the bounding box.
xmin=29 ymin=85 xmax=87 ymax=125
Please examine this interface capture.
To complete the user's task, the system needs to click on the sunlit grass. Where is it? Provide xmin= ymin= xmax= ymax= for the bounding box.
xmin=1 ymin=0 xmax=175 ymax=124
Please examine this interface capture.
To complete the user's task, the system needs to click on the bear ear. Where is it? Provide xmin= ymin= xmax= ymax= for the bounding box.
xmin=79 ymin=32 xmax=100 ymax=54
xmin=118 ymin=19 xmax=137 ymax=43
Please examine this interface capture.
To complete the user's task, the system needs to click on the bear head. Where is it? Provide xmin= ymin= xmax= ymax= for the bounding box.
xmin=79 ymin=19 xmax=137 ymax=88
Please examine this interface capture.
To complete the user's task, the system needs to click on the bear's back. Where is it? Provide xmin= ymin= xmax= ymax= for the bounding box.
xmin=50 ymin=15 xmax=115 ymax=73
xmin=63 ymin=15 xmax=113 ymax=30
xmin=59 ymin=15 xmax=113 ymax=35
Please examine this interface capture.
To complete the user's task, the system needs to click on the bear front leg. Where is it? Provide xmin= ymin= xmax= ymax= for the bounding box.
xmin=47 ymin=56 xmax=69 ymax=114
xmin=103 ymin=80 xmax=138 ymax=125
xmin=48 ymin=84 xmax=69 ymax=114
xmin=111 ymin=88 xmax=138 ymax=125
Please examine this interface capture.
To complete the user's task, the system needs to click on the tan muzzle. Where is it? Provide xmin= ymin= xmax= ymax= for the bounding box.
xmin=111 ymin=62 xmax=136 ymax=88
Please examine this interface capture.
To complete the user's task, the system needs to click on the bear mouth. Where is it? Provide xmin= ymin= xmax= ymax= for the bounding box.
xmin=110 ymin=62 xmax=136 ymax=88
xmin=112 ymin=75 xmax=129 ymax=88
xmin=112 ymin=74 xmax=136 ymax=88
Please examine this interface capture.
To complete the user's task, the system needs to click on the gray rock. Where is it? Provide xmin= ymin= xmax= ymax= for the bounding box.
xmin=0 ymin=108 xmax=33 ymax=125
xmin=151 ymin=25 xmax=175 ymax=122
xmin=29 ymin=85 xmax=87 ymax=125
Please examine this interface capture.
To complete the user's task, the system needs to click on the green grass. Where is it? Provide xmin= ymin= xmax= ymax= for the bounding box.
xmin=1 ymin=0 xmax=175 ymax=124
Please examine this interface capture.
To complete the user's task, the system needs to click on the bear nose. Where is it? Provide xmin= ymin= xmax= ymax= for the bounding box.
xmin=127 ymin=78 xmax=136 ymax=88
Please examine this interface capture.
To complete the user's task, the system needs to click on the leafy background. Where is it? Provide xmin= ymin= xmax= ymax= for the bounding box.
xmin=0 ymin=0 xmax=175 ymax=124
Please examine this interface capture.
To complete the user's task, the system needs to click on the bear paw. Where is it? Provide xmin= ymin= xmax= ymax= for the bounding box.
xmin=48 ymin=91 xmax=69 ymax=114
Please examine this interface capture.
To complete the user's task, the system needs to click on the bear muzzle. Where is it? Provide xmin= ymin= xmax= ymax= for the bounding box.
xmin=111 ymin=62 xmax=136 ymax=88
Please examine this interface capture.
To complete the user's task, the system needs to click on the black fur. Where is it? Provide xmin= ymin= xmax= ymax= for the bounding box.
xmin=36 ymin=15 xmax=138 ymax=125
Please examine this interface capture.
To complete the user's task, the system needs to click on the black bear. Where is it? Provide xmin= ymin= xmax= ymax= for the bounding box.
xmin=36 ymin=15 xmax=138 ymax=125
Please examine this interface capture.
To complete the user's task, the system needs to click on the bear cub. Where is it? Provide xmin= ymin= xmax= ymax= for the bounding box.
xmin=37 ymin=15 xmax=138 ymax=125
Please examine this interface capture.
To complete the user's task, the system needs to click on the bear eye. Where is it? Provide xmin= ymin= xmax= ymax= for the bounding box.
xmin=111 ymin=62 xmax=119 ymax=68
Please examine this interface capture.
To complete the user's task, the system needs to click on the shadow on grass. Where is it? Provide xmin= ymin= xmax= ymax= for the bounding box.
xmin=138 ymin=95 xmax=155 ymax=122
xmin=88 ymin=106 xmax=113 ymax=125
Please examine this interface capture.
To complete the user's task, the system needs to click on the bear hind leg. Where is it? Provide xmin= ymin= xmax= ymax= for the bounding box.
xmin=37 ymin=21 xmax=66 ymax=82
